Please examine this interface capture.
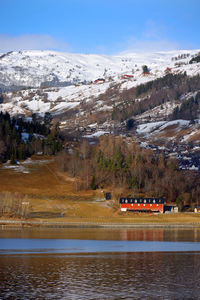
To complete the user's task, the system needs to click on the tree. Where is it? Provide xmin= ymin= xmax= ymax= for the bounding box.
xmin=0 ymin=94 xmax=3 ymax=104
xmin=142 ymin=65 xmax=149 ymax=73
xmin=91 ymin=175 xmax=97 ymax=190
xmin=0 ymin=140 xmax=6 ymax=161
xmin=44 ymin=112 xmax=52 ymax=126
xmin=126 ymin=118 xmax=135 ymax=130
xmin=31 ymin=113 xmax=37 ymax=124
xmin=176 ymin=196 xmax=183 ymax=211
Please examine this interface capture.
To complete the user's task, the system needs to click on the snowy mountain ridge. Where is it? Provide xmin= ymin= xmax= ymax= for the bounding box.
xmin=0 ymin=49 xmax=199 ymax=88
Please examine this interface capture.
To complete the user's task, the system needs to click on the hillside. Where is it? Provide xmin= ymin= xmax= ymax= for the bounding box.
xmin=0 ymin=47 xmax=200 ymax=219
xmin=0 ymin=49 xmax=199 ymax=89
xmin=0 ymin=49 xmax=200 ymax=172
xmin=1 ymin=155 xmax=200 ymax=224
xmin=0 ymin=49 xmax=199 ymax=117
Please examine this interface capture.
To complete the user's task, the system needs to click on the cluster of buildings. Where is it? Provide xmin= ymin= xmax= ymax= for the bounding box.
xmin=142 ymin=142 xmax=200 ymax=173
xmin=119 ymin=197 xmax=200 ymax=214
xmin=93 ymin=73 xmax=135 ymax=85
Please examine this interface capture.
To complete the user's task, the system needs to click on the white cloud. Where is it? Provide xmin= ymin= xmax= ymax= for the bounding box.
xmin=119 ymin=20 xmax=181 ymax=54
xmin=121 ymin=38 xmax=180 ymax=53
xmin=143 ymin=19 xmax=165 ymax=40
xmin=0 ymin=34 xmax=70 ymax=53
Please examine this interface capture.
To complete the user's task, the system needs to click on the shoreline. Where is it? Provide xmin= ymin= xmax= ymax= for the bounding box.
xmin=1 ymin=219 xmax=200 ymax=229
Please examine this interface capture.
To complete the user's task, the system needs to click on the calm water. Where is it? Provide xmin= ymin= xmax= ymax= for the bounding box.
xmin=0 ymin=228 xmax=200 ymax=299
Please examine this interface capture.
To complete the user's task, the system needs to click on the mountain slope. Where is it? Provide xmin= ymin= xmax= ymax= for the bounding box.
xmin=0 ymin=49 xmax=199 ymax=89
xmin=0 ymin=49 xmax=200 ymax=144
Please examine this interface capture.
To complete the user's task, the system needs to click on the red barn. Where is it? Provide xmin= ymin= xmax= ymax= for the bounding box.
xmin=120 ymin=197 xmax=164 ymax=213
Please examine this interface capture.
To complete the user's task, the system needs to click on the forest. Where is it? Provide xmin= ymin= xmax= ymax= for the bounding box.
xmin=112 ymin=73 xmax=200 ymax=122
xmin=56 ymin=136 xmax=200 ymax=210
xmin=0 ymin=112 xmax=62 ymax=163
xmin=171 ymin=91 xmax=200 ymax=121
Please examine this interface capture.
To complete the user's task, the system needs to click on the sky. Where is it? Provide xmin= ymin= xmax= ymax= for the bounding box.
xmin=0 ymin=0 xmax=200 ymax=54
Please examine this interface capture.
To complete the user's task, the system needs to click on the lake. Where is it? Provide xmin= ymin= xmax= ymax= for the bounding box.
xmin=0 ymin=227 xmax=200 ymax=299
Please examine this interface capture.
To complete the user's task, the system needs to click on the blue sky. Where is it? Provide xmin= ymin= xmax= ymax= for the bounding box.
xmin=1 ymin=0 xmax=200 ymax=54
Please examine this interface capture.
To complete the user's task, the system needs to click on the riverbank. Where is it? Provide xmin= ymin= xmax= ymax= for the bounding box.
xmin=1 ymin=214 xmax=200 ymax=228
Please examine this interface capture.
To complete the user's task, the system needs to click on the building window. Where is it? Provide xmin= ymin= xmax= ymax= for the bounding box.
xmin=144 ymin=199 xmax=146 ymax=203
xmin=125 ymin=199 xmax=128 ymax=203
xmin=135 ymin=200 xmax=137 ymax=203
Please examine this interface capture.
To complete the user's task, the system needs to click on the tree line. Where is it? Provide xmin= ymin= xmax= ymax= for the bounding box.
xmin=57 ymin=136 xmax=200 ymax=209
xmin=171 ymin=91 xmax=200 ymax=121
xmin=112 ymin=73 xmax=200 ymax=122
xmin=0 ymin=112 xmax=62 ymax=163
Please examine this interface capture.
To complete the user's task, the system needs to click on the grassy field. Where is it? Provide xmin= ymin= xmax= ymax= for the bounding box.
xmin=0 ymin=156 xmax=116 ymax=219
xmin=1 ymin=155 xmax=200 ymax=225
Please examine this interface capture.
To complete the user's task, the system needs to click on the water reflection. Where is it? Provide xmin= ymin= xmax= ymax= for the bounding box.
xmin=1 ymin=227 xmax=200 ymax=242
xmin=0 ymin=252 xmax=200 ymax=299
xmin=1 ymin=238 xmax=200 ymax=254
xmin=1 ymin=228 xmax=200 ymax=299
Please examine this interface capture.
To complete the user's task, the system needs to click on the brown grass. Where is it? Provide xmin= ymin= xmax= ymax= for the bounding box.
xmin=0 ymin=156 xmax=114 ymax=219
xmin=187 ymin=130 xmax=200 ymax=142
xmin=159 ymin=125 xmax=189 ymax=139
xmin=0 ymin=156 xmax=90 ymax=197
xmin=1 ymin=155 xmax=200 ymax=224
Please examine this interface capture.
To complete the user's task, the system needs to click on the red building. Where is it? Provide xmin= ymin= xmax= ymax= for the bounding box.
xmin=120 ymin=197 xmax=164 ymax=213
xmin=165 ymin=67 xmax=172 ymax=74
xmin=94 ymin=78 xmax=105 ymax=84
xmin=143 ymin=72 xmax=151 ymax=76
xmin=121 ymin=74 xmax=134 ymax=80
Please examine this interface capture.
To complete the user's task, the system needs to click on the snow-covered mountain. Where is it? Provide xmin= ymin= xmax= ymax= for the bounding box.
xmin=0 ymin=49 xmax=200 ymax=146
xmin=0 ymin=49 xmax=199 ymax=89
xmin=1 ymin=49 xmax=200 ymax=171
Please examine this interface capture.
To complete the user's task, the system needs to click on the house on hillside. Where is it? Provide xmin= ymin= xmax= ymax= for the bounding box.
xmin=165 ymin=67 xmax=172 ymax=74
xmin=121 ymin=74 xmax=134 ymax=80
xmin=94 ymin=78 xmax=105 ymax=84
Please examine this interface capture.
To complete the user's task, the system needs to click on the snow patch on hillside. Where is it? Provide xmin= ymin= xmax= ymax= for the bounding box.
xmin=137 ymin=120 xmax=190 ymax=135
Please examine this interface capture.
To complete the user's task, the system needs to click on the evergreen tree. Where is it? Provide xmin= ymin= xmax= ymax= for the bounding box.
xmin=142 ymin=65 xmax=149 ymax=73
xmin=126 ymin=118 xmax=135 ymax=130
xmin=91 ymin=175 xmax=97 ymax=190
